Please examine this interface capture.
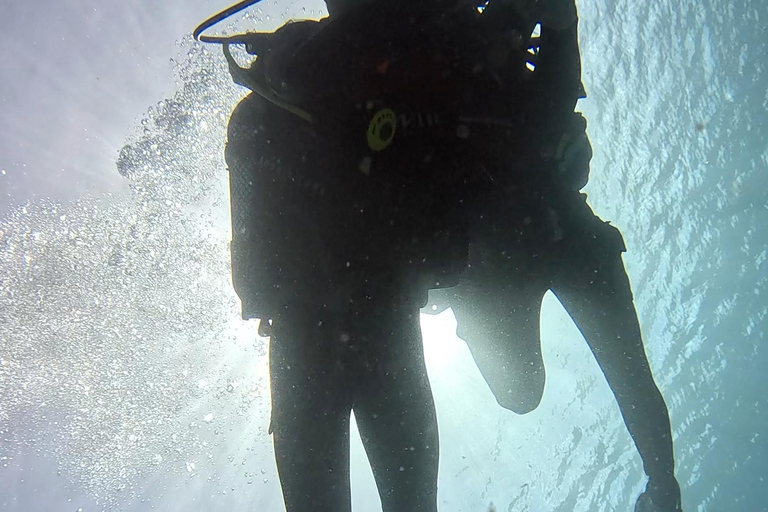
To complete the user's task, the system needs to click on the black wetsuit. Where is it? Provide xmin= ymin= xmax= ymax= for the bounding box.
xmin=224 ymin=3 xmax=487 ymax=508
xmin=225 ymin=1 xmax=680 ymax=510
xmin=227 ymin=87 xmax=442 ymax=510
xmin=425 ymin=10 xmax=682 ymax=510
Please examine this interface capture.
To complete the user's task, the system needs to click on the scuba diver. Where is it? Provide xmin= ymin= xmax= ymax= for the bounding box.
xmin=221 ymin=8 xmax=442 ymax=512
xmin=197 ymin=0 xmax=515 ymax=509
xmin=196 ymin=0 xmax=681 ymax=509
xmin=422 ymin=0 xmax=684 ymax=510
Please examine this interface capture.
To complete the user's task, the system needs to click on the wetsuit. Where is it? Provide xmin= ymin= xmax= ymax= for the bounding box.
xmin=225 ymin=2 xmax=489 ymax=508
xmin=426 ymin=5 xmax=682 ymax=510
xmin=228 ymin=90 xmax=440 ymax=512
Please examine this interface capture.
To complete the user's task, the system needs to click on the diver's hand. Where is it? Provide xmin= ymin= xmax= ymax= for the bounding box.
xmin=635 ymin=477 xmax=682 ymax=512
xmin=535 ymin=0 xmax=578 ymax=30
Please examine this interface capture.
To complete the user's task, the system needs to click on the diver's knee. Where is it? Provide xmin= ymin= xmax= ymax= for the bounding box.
xmin=495 ymin=392 xmax=543 ymax=415
xmin=494 ymin=384 xmax=544 ymax=415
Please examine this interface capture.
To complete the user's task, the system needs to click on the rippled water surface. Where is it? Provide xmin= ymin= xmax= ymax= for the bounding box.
xmin=1 ymin=0 xmax=766 ymax=510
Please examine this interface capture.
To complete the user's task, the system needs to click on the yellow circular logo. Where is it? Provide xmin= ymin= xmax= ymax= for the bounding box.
xmin=367 ymin=108 xmax=397 ymax=152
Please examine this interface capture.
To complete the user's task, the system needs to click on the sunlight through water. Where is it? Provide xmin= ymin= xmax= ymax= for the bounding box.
xmin=1 ymin=0 xmax=767 ymax=510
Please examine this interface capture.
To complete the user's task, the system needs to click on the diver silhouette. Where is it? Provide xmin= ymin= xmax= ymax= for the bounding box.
xmin=217 ymin=0 xmax=486 ymax=509
xmin=217 ymin=0 xmax=556 ymax=507
xmin=198 ymin=0 xmax=683 ymax=509
xmin=424 ymin=0 xmax=684 ymax=510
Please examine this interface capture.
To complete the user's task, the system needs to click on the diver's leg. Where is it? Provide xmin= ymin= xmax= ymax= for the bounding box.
xmin=550 ymin=221 xmax=676 ymax=486
xmin=269 ymin=311 xmax=352 ymax=512
xmin=352 ymin=306 xmax=439 ymax=512
xmin=451 ymin=277 xmax=549 ymax=414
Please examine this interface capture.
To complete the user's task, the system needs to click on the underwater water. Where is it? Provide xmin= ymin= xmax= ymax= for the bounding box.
xmin=1 ymin=0 xmax=766 ymax=510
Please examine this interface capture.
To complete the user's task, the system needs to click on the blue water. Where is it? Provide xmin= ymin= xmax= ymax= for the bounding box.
xmin=581 ymin=0 xmax=768 ymax=509
xmin=1 ymin=0 xmax=766 ymax=510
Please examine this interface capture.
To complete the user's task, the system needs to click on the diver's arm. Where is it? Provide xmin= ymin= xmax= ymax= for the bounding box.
xmin=533 ymin=1 xmax=584 ymax=121
xmin=511 ymin=0 xmax=586 ymax=168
